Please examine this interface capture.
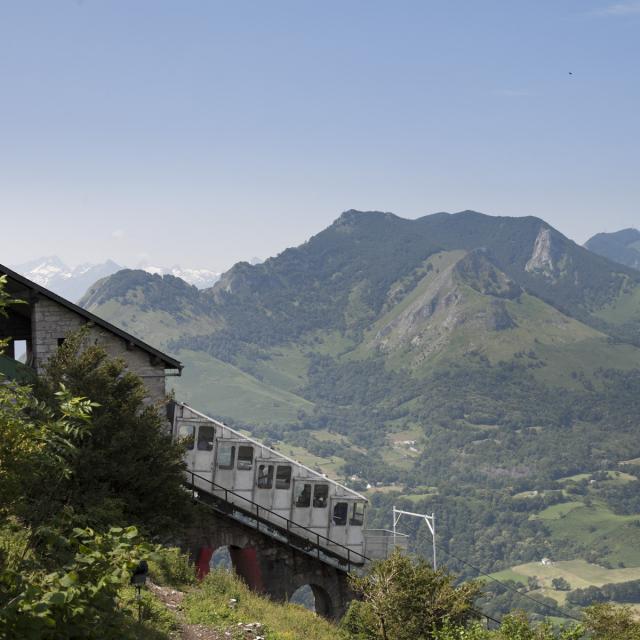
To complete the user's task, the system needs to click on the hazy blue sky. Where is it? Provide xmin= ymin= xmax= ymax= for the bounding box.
xmin=1 ymin=1 xmax=639 ymax=271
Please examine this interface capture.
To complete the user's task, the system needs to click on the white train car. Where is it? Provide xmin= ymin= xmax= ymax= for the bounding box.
xmin=171 ymin=402 xmax=371 ymax=566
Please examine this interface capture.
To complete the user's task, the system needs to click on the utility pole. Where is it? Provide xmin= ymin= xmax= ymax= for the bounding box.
xmin=392 ymin=506 xmax=437 ymax=569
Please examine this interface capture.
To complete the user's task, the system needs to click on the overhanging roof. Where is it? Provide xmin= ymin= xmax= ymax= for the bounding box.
xmin=0 ymin=263 xmax=182 ymax=372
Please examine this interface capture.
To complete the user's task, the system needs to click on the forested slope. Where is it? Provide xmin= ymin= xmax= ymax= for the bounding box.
xmin=80 ymin=210 xmax=640 ymax=592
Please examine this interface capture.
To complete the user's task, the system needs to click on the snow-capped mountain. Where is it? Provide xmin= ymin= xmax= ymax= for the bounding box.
xmin=10 ymin=257 xmax=220 ymax=302
xmin=138 ymin=264 xmax=220 ymax=289
xmin=11 ymin=257 xmax=123 ymax=302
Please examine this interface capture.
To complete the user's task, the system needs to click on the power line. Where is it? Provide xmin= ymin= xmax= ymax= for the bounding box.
xmin=434 ymin=542 xmax=583 ymax=623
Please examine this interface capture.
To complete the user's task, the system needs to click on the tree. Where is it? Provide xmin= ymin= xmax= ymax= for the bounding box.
xmin=33 ymin=328 xmax=191 ymax=537
xmin=583 ymin=604 xmax=640 ymax=640
xmin=0 ymin=280 xmax=160 ymax=639
xmin=345 ymin=550 xmax=481 ymax=640
xmin=551 ymin=577 xmax=571 ymax=591
xmin=0 ymin=277 xmax=95 ymax=516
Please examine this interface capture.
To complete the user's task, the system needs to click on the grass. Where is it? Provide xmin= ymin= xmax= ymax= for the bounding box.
xmin=530 ymin=501 xmax=585 ymax=521
xmin=274 ymin=442 xmax=346 ymax=479
xmin=500 ymin=560 xmax=640 ymax=591
xmin=118 ymin=585 xmax=178 ymax=639
xmin=94 ymin=299 xmax=217 ymax=351
xmin=594 ymin=284 xmax=640 ymax=325
xmin=488 ymin=568 xmax=528 ymax=586
xmin=540 ymin=500 xmax=640 ymax=566
xmin=183 ymin=569 xmax=348 ymax=640
xmin=172 ymin=349 xmax=313 ymax=425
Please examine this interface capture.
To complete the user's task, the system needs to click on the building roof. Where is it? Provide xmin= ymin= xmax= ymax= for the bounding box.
xmin=0 ymin=263 xmax=182 ymax=372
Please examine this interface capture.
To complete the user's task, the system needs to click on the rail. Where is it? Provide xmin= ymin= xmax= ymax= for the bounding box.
xmin=184 ymin=470 xmax=370 ymax=573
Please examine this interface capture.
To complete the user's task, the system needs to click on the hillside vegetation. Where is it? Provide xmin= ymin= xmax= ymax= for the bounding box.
xmin=80 ymin=210 xmax=640 ymax=600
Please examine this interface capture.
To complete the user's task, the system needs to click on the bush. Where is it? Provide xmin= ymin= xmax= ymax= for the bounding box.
xmin=148 ymin=547 xmax=195 ymax=589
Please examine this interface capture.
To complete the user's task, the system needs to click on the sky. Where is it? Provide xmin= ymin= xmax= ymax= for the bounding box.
xmin=1 ymin=1 xmax=639 ymax=272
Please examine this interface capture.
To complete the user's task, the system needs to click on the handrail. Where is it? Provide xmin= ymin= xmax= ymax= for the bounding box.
xmin=184 ymin=470 xmax=370 ymax=572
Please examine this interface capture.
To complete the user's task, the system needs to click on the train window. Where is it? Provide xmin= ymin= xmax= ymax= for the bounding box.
xmin=237 ymin=445 xmax=254 ymax=471
xmin=350 ymin=503 xmax=365 ymax=527
xmin=178 ymin=424 xmax=195 ymax=450
xmin=332 ymin=502 xmax=348 ymax=526
xmin=313 ymin=484 xmax=329 ymax=508
xmin=197 ymin=426 xmax=215 ymax=451
xmin=275 ymin=465 xmax=292 ymax=490
xmin=257 ymin=464 xmax=274 ymax=489
xmin=217 ymin=444 xmax=235 ymax=469
xmin=294 ymin=483 xmax=311 ymax=508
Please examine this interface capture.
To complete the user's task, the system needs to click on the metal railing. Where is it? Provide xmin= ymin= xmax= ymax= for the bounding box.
xmin=185 ymin=470 xmax=369 ymax=573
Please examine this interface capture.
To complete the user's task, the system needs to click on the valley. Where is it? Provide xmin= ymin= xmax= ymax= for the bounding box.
xmin=79 ymin=210 xmax=640 ymax=617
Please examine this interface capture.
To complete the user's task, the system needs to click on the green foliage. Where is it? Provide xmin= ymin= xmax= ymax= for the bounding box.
xmin=0 ymin=376 xmax=95 ymax=516
xmin=346 ymin=550 xmax=481 ymax=640
xmin=551 ymin=578 xmax=571 ymax=592
xmin=582 ymin=603 xmax=640 ymax=640
xmin=34 ymin=328 xmax=191 ymax=536
xmin=0 ymin=525 xmax=159 ymax=640
xmin=0 ymin=279 xmax=184 ymax=639
xmin=567 ymin=579 xmax=640 ymax=606
xmin=148 ymin=547 xmax=195 ymax=589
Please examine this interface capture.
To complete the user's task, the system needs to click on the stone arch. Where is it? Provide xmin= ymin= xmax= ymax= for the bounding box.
xmin=308 ymin=584 xmax=334 ymax=618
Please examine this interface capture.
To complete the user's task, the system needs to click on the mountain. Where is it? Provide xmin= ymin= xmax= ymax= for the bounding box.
xmin=11 ymin=256 xmax=220 ymax=302
xmin=11 ymin=257 xmax=123 ymax=302
xmin=79 ymin=210 xmax=640 ymax=585
xmin=585 ymin=228 xmax=640 ymax=271
xmin=136 ymin=263 xmax=221 ymax=289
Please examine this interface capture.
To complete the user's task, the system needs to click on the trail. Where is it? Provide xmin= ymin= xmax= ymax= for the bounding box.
xmin=149 ymin=582 xmax=266 ymax=640
xmin=149 ymin=582 xmax=225 ymax=640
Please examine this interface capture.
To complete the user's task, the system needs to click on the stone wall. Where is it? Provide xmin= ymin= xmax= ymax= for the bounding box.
xmin=32 ymin=296 xmax=167 ymax=404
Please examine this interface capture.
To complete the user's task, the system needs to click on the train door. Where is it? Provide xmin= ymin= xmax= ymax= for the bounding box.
xmin=309 ymin=482 xmax=330 ymax=533
xmin=213 ymin=439 xmax=236 ymax=489
xmin=193 ymin=424 xmax=215 ymax=475
xmin=254 ymin=461 xmax=275 ymax=509
xmin=233 ymin=443 xmax=255 ymax=494
xmin=347 ymin=501 xmax=366 ymax=553
xmin=272 ymin=464 xmax=292 ymax=513
xmin=291 ymin=479 xmax=313 ymax=528
xmin=329 ymin=497 xmax=350 ymax=548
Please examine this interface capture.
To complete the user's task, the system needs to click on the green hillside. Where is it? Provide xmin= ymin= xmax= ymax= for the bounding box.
xmin=80 ymin=210 xmax=640 ymax=601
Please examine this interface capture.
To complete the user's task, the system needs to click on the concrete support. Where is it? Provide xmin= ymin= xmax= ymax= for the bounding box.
xmin=186 ymin=507 xmax=356 ymax=620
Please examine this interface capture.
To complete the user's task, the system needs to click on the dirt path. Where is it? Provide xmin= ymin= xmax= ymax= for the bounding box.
xmin=148 ymin=582 xmax=266 ymax=640
xmin=148 ymin=582 xmax=226 ymax=640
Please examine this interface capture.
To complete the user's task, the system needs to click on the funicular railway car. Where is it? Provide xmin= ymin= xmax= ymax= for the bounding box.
xmin=171 ymin=402 xmax=377 ymax=567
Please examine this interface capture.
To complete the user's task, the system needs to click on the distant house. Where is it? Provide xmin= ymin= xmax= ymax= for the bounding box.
xmin=0 ymin=263 xmax=181 ymax=404
xmin=541 ymin=557 xmax=553 ymax=566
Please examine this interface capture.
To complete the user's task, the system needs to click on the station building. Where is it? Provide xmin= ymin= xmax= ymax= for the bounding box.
xmin=0 ymin=263 xmax=181 ymax=404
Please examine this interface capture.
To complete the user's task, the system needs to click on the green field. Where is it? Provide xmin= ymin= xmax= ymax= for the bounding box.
xmin=530 ymin=501 xmax=585 ymax=521
xmin=493 ymin=559 xmax=640 ymax=592
xmin=172 ymin=349 xmax=313 ymax=425
xmin=493 ymin=496 xmax=640 ymax=606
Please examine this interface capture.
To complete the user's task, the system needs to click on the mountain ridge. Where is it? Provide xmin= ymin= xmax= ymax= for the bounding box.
xmin=585 ymin=228 xmax=640 ymax=271
xmin=78 ymin=209 xmax=640 ymax=579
